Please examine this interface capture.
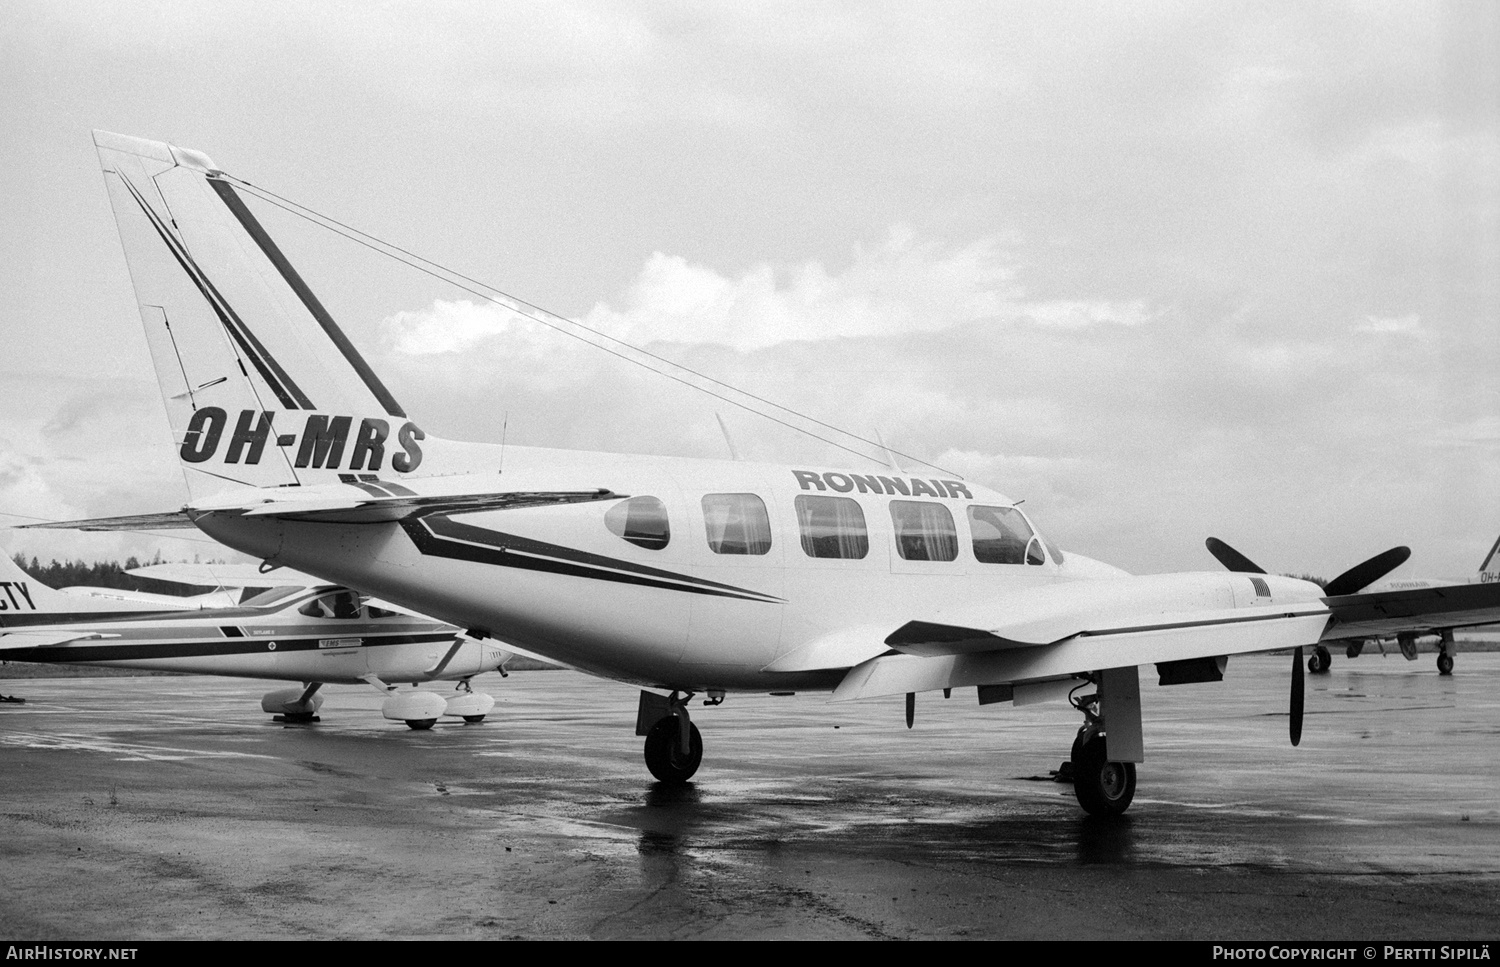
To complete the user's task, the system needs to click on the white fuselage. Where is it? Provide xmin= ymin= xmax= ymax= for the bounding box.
xmin=194 ymin=439 xmax=1129 ymax=692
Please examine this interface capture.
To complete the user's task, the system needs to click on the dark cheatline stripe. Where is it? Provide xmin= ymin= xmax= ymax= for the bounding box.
xmin=116 ymin=173 xmax=309 ymax=410
xmin=402 ymin=516 xmax=783 ymax=603
xmin=370 ymin=479 xmax=418 ymax=497
xmin=209 ymin=178 xmax=408 ymax=419
xmin=5 ymin=632 xmax=456 ymax=664
xmin=117 ymin=173 xmax=313 ymax=407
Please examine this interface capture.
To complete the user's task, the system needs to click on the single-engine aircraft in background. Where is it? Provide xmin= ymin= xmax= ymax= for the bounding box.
xmin=30 ymin=131 xmax=1500 ymax=816
xmin=1304 ymin=532 xmax=1500 ymax=676
xmin=0 ymin=550 xmax=509 ymax=728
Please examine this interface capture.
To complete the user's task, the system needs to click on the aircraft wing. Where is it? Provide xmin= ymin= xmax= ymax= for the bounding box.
xmin=832 ymin=578 xmax=1500 ymax=702
xmin=835 ymin=605 xmax=1330 ymax=701
xmin=23 ymin=489 xmax=625 ymax=530
xmin=1320 ymin=583 xmax=1500 ymax=638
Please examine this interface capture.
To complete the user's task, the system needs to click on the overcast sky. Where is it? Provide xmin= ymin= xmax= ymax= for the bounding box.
xmin=2 ymin=0 xmax=1497 ymax=580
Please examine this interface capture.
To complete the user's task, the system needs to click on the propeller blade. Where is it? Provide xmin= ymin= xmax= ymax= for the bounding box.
xmin=1205 ymin=538 xmax=1266 ymax=574
xmin=1323 ymin=546 xmax=1412 ymax=597
xmin=1290 ymin=647 xmax=1304 ymax=747
xmin=905 ymin=692 xmax=915 ymax=729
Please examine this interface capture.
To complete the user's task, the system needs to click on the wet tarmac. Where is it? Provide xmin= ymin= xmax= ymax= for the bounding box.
xmin=2 ymin=652 xmax=1497 ymax=940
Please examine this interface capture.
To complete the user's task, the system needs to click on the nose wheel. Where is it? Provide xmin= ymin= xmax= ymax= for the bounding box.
xmin=644 ymin=716 xmax=702 ymax=783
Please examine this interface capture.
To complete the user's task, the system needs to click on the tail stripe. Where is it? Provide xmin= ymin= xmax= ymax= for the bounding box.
xmin=1481 ymin=534 xmax=1500 ymax=574
xmin=209 ymin=178 xmax=408 ymax=419
xmin=116 ymin=172 xmax=313 ymax=410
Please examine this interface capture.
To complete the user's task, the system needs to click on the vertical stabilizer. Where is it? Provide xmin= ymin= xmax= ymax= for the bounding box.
xmin=92 ymin=132 xmax=426 ymax=500
xmin=0 ymin=553 xmax=163 ymax=620
xmin=1479 ymin=533 xmax=1500 ymax=584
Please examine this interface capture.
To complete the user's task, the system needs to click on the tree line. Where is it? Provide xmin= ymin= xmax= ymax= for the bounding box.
xmin=12 ymin=554 xmax=217 ymax=597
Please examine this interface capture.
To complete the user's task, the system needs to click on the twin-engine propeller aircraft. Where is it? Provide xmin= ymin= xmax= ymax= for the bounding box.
xmin=1312 ymin=533 xmax=1500 ymax=676
xmin=0 ymin=551 xmax=508 ymax=728
xmin=30 ymin=131 xmax=1500 ymax=815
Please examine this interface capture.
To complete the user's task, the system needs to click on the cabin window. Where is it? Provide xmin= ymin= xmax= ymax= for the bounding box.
xmin=795 ymin=495 xmax=868 ymax=559
xmin=889 ymin=500 xmax=958 ymax=562
xmin=968 ymin=505 xmax=1046 ymax=565
xmin=702 ymin=493 xmax=772 ymax=555
xmin=605 ymin=496 xmax=671 ymax=550
xmin=298 ymin=590 xmax=362 ymax=619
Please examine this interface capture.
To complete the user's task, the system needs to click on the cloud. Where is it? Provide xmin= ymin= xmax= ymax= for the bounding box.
xmin=383 ymin=225 xmax=1157 ymax=356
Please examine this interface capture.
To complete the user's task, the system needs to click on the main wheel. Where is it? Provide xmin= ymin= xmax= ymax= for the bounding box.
xmin=1072 ymin=733 xmax=1135 ymax=817
xmin=644 ymin=717 xmax=703 ymax=784
xmin=405 ymin=719 xmax=436 ymax=731
xmin=1437 ymin=652 xmax=1454 ymax=675
xmin=1308 ymin=646 xmax=1331 ymax=674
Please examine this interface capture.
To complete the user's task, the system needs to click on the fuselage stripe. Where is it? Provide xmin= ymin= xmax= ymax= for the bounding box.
xmin=403 ymin=517 xmax=783 ymax=603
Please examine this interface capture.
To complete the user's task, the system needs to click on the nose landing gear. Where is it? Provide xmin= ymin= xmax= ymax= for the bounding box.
xmin=639 ymin=690 xmax=703 ymax=784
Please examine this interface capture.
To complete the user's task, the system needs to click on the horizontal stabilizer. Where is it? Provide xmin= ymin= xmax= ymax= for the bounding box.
xmin=208 ymin=488 xmax=625 ymax=524
xmin=20 ymin=511 xmax=196 ymax=532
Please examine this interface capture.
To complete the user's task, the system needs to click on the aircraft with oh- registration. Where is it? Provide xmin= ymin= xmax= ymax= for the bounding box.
xmin=0 ymin=551 xmax=510 ymax=728
xmin=1307 ymin=533 xmax=1500 ymax=676
xmin=30 ymin=131 xmax=1500 ymax=816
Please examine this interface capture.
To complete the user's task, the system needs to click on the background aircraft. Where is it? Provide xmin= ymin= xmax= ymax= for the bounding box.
xmin=1317 ymin=533 xmax=1500 ymax=675
xmin=0 ymin=551 xmax=509 ymax=728
xmin=31 ymin=131 xmax=1500 ymax=817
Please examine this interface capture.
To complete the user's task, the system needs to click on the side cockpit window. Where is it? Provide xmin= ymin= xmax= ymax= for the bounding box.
xmin=968 ymin=505 xmax=1046 ymax=566
xmin=605 ymin=496 xmax=671 ymax=550
xmin=795 ymin=495 xmax=868 ymax=559
xmin=703 ymin=494 xmax=772 ymax=555
xmin=298 ymin=590 xmax=363 ymax=619
xmin=889 ymin=500 xmax=958 ymax=561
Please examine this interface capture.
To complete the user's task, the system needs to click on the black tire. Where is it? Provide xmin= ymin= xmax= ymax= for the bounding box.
xmin=644 ymin=717 xmax=703 ymax=784
xmin=1309 ymin=646 xmax=1331 ymax=674
xmin=1072 ymin=733 xmax=1135 ymax=817
xmin=406 ymin=719 xmax=436 ymax=731
xmin=1437 ymin=652 xmax=1454 ymax=676
xmin=462 ymin=715 xmax=486 ymax=724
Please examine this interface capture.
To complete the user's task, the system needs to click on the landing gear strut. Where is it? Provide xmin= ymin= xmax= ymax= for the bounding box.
xmin=1436 ymin=629 xmax=1455 ymax=676
xmin=639 ymin=690 xmax=703 ymax=784
xmin=1068 ymin=681 xmax=1137 ymax=817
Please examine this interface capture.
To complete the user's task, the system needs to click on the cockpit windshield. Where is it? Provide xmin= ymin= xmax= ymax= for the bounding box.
xmin=968 ymin=505 xmax=1048 ymax=566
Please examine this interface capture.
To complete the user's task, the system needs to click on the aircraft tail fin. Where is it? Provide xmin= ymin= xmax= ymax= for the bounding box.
xmin=0 ymin=553 xmax=157 ymax=620
xmin=92 ymin=131 xmax=426 ymax=501
xmin=1479 ymin=533 xmax=1500 ymax=583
